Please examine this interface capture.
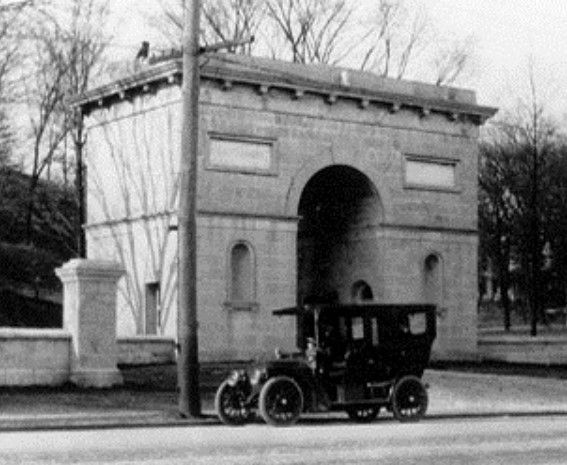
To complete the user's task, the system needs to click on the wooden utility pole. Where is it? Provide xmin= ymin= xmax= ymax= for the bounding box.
xmin=529 ymin=73 xmax=541 ymax=337
xmin=178 ymin=0 xmax=201 ymax=418
xmin=529 ymin=118 xmax=540 ymax=337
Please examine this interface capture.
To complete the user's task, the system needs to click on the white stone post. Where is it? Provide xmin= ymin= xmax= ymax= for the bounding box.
xmin=56 ymin=259 xmax=125 ymax=388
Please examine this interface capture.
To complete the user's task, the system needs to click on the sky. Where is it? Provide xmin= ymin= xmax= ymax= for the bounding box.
xmin=413 ymin=0 xmax=567 ymax=119
xmin=110 ymin=0 xmax=567 ymax=122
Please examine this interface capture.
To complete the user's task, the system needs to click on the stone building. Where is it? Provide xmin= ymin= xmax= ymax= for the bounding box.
xmin=76 ymin=54 xmax=496 ymax=361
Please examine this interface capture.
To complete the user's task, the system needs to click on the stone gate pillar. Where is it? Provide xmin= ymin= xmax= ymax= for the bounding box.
xmin=56 ymin=259 xmax=125 ymax=388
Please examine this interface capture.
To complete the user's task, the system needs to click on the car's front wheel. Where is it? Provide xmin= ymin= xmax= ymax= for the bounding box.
xmin=215 ymin=380 xmax=252 ymax=426
xmin=391 ymin=375 xmax=428 ymax=422
xmin=259 ymin=376 xmax=303 ymax=426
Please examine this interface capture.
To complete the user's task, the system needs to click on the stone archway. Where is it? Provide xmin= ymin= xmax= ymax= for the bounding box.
xmin=297 ymin=165 xmax=382 ymax=307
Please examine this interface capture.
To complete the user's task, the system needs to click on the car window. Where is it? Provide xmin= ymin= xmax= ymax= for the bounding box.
xmin=409 ymin=312 xmax=427 ymax=335
xmin=371 ymin=318 xmax=379 ymax=346
xmin=352 ymin=317 xmax=364 ymax=340
xmin=335 ymin=317 xmax=347 ymax=339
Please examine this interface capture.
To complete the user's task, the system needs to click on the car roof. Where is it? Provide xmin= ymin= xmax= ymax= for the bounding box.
xmin=272 ymin=303 xmax=436 ymax=318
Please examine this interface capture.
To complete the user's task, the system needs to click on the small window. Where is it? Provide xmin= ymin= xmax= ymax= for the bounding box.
xmin=351 ymin=280 xmax=374 ymax=303
xmin=425 ymin=254 xmax=440 ymax=272
xmin=351 ymin=317 xmax=365 ymax=340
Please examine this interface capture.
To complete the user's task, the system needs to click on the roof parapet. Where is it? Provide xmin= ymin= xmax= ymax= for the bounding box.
xmin=75 ymin=54 xmax=497 ymax=124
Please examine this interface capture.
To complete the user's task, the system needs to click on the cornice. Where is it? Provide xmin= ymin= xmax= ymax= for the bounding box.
xmin=75 ymin=55 xmax=497 ymax=125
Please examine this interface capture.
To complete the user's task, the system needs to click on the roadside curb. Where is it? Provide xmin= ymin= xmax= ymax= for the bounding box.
xmin=426 ymin=410 xmax=567 ymax=421
xmin=0 ymin=411 xmax=220 ymax=432
xmin=3 ymin=409 xmax=567 ymax=432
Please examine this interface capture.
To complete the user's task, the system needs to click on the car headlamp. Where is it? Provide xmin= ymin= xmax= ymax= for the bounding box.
xmin=250 ymin=367 xmax=267 ymax=385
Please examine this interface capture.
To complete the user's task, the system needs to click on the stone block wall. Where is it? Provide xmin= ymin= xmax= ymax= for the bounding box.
xmin=0 ymin=328 xmax=71 ymax=386
xmin=82 ymin=56 xmax=493 ymax=361
xmin=197 ymin=215 xmax=297 ymax=360
xmin=117 ymin=336 xmax=176 ymax=365
xmin=0 ymin=330 xmax=176 ymax=387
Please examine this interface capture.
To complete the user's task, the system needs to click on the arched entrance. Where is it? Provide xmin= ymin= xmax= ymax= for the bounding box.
xmin=297 ymin=165 xmax=382 ymax=310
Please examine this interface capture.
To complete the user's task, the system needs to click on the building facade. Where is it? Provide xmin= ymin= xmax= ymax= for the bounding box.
xmin=77 ymin=54 xmax=496 ymax=361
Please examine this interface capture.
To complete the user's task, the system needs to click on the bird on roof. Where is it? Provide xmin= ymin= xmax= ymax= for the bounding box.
xmin=136 ymin=41 xmax=150 ymax=61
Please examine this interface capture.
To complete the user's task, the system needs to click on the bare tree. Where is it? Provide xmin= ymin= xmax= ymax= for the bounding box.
xmin=151 ymin=0 xmax=263 ymax=54
xmin=151 ymin=0 xmax=351 ymax=63
xmin=358 ymin=0 xmax=429 ymax=79
xmin=0 ymin=11 xmax=15 ymax=101
xmin=432 ymin=36 xmax=475 ymax=86
xmin=202 ymin=0 xmax=263 ymax=52
xmin=19 ymin=0 xmax=109 ymax=245
xmin=149 ymin=0 xmax=473 ymax=84
xmin=149 ymin=0 xmax=184 ymax=45
xmin=265 ymin=0 xmax=352 ymax=64
xmin=0 ymin=110 xmax=12 ymax=167
xmin=479 ymin=67 xmax=563 ymax=336
xmin=0 ymin=0 xmax=33 ymax=167
xmin=0 ymin=1 xmax=31 ymax=98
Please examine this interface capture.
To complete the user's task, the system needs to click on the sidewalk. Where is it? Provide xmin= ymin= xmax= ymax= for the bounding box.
xmin=2 ymin=365 xmax=567 ymax=430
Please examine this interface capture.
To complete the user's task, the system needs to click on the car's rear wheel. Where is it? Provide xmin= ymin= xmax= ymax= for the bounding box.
xmin=391 ymin=375 xmax=428 ymax=422
xmin=346 ymin=406 xmax=380 ymax=423
xmin=215 ymin=380 xmax=251 ymax=426
xmin=259 ymin=376 xmax=303 ymax=426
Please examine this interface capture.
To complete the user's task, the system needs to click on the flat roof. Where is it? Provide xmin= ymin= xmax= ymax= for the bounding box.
xmin=76 ymin=52 xmax=497 ymax=123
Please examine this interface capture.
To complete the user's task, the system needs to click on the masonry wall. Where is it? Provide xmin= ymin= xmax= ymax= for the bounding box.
xmin=0 ymin=329 xmax=71 ymax=386
xmin=198 ymin=80 xmax=480 ymax=359
xmin=85 ymin=71 xmax=482 ymax=360
xmin=85 ymin=86 xmax=182 ymax=337
xmin=0 ymin=328 xmax=173 ymax=387
xmin=196 ymin=215 xmax=297 ymax=360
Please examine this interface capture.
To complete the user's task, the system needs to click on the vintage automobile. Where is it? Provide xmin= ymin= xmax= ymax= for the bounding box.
xmin=215 ymin=303 xmax=436 ymax=426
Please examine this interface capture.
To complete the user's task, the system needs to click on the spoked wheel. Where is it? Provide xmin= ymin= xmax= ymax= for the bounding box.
xmin=391 ymin=375 xmax=428 ymax=423
xmin=259 ymin=376 xmax=303 ymax=426
xmin=215 ymin=380 xmax=252 ymax=426
xmin=346 ymin=406 xmax=380 ymax=423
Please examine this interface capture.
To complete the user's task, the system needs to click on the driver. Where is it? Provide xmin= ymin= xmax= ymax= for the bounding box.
xmin=320 ymin=323 xmax=345 ymax=363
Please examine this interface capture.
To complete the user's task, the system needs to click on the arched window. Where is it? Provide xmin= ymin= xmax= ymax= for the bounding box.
xmin=351 ymin=280 xmax=374 ymax=303
xmin=424 ymin=253 xmax=443 ymax=308
xmin=229 ymin=242 xmax=255 ymax=308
